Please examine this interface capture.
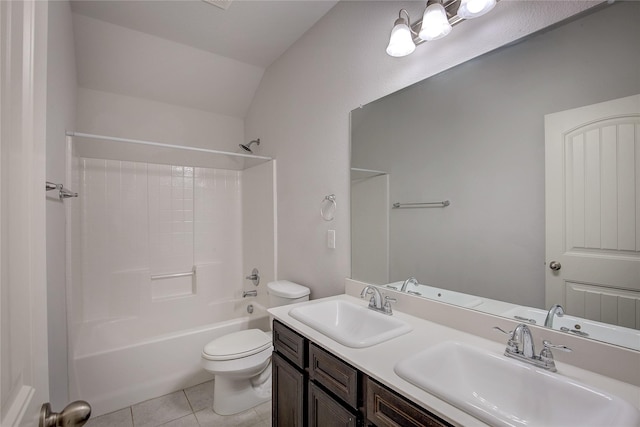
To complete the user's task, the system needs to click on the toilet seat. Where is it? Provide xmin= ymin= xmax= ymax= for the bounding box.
xmin=202 ymin=329 xmax=271 ymax=361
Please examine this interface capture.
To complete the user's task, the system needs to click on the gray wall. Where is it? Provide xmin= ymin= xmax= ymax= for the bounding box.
xmin=245 ymin=0 xmax=598 ymax=299
xmin=351 ymin=2 xmax=640 ymax=308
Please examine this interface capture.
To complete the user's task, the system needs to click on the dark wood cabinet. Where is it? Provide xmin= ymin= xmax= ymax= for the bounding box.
xmin=274 ymin=319 xmax=306 ymax=369
xmin=272 ymin=320 xmax=453 ymax=427
xmin=272 ymin=352 xmax=305 ymax=427
xmin=366 ymin=378 xmax=451 ymax=427
xmin=309 ymin=342 xmax=360 ymax=410
xmin=308 ymin=382 xmax=358 ymax=427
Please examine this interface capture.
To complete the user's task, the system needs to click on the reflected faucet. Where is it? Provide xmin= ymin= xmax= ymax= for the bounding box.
xmin=400 ymin=277 xmax=418 ymax=292
xmin=544 ymin=304 xmax=565 ymax=328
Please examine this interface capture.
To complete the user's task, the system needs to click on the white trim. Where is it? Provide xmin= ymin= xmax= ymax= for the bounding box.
xmin=67 ymin=131 xmax=272 ymax=161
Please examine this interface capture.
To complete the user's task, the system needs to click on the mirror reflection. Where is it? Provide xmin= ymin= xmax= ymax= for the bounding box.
xmin=351 ymin=2 xmax=640 ymax=350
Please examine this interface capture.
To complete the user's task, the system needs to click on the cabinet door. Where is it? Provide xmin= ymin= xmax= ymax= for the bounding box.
xmin=309 ymin=343 xmax=360 ymax=409
xmin=366 ymin=378 xmax=452 ymax=427
xmin=309 ymin=382 xmax=357 ymax=427
xmin=273 ymin=352 xmax=305 ymax=427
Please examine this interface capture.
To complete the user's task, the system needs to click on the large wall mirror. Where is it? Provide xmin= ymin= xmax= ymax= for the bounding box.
xmin=351 ymin=2 xmax=640 ymax=351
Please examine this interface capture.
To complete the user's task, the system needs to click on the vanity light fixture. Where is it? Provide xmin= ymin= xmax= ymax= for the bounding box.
xmin=457 ymin=0 xmax=496 ymax=19
xmin=419 ymin=0 xmax=452 ymax=41
xmin=387 ymin=0 xmax=497 ymax=57
xmin=386 ymin=10 xmax=416 ymax=57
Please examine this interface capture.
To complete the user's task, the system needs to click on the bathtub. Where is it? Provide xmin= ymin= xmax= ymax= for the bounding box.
xmin=69 ymin=299 xmax=270 ymax=417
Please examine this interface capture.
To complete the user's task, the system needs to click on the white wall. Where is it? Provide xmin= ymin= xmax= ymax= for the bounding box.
xmin=245 ymin=1 xmax=599 ymax=298
xmin=76 ymin=88 xmax=244 ymax=153
xmin=46 ymin=0 xmax=77 ymax=409
xmin=351 ymin=2 xmax=640 ymax=308
xmin=72 ymin=13 xmax=264 ymax=118
xmin=242 ymin=161 xmax=277 ymax=308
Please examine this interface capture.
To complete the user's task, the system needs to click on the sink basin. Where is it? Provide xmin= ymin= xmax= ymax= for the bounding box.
xmin=501 ymin=306 xmax=640 ymax=351
xmin=289 ymin=299 xmax=412 ymax=348
xmin=386 ymin=281 xmax=483 ymax=308
xmin=394 ymin=341 xmax=640 ymax=427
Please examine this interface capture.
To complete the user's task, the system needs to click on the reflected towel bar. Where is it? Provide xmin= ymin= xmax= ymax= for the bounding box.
xmin=46 ymin=181 xmax=78 ymax=200
xmin=151 ymin=266 xmax=196 ymax=280
xmin=393 ymin=200 xmax=450 ymax=208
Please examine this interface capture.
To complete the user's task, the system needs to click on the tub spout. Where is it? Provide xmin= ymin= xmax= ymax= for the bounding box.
xmin=243 ymin=290 xmax=257 ymax=298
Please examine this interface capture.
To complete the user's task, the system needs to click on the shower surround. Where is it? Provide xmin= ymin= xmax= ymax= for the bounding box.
xmin=67 ymin=157 xmax=275 ymax=416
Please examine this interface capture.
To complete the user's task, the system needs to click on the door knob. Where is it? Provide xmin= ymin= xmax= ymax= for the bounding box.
xmin=549 ymin=261 xmax=561 ymax=271
xmin=40 ymin=401 xmax=91 ymax=427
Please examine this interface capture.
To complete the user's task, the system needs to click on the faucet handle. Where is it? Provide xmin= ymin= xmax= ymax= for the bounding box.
xmin=539 ymin=340 xmax=571 ymax=372
xmin=493 ymin=326 xmax=512 ymax=336
xmin=493 ymin=326 xmax=519 ymax=353
xmin=383 ymin=296 xmax=396 ymax=314
xmin=542 ymin=340 xmax=571 ymax=353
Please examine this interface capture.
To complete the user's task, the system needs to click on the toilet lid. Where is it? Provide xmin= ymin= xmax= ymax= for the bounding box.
xmin=267 ymin=280 xmax=310 ymax=298
xmin=202 ymin=329 xmax=272 ymax=361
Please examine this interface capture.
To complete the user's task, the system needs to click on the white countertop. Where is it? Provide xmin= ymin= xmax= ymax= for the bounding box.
xmin=268 ymin=293 xmax=640 ymax=427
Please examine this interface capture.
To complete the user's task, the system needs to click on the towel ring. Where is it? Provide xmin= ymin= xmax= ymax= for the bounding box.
xmin=321 ymin=194 xmax=336 ymax=221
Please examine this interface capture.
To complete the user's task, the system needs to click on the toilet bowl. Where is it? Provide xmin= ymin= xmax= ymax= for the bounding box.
xmin=201 ymin=280 xmax=310 ymax=415
xmin=201 ymin=329 xmax=273 ymax=415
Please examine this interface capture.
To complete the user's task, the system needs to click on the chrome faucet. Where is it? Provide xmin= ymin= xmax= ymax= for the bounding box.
xmin=400 ymin=277 xmax=418 ymax=292
xmin=360 ymin=286 xmax=396 ymax=315
xmin=544 ymin=304 xmax=565 ymax=328
xmin=242 ymin=290 xmax=257 ymax=298
xmin=494 ymin=323 xmax=571 ymax=372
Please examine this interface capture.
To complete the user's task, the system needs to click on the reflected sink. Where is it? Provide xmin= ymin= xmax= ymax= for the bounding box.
xmin=394 ymin=341 xmax=640 ymax=427
xmin=501 ymin=306 xmax=640 ymax=351
xmin=289 ymin=299 xmax=412 ymax=348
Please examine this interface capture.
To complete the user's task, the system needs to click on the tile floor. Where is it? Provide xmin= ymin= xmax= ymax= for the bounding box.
xmin=85 ymin=380 xmax=271 ymax=427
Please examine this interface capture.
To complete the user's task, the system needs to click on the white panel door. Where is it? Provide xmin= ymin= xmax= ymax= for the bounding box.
xmin=545 ymin=94 xmax=640 ymax=323
xmin=1 ymin=1 xmax=50 ymax=426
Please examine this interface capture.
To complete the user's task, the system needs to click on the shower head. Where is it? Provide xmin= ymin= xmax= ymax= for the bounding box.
xmin=239 ymin=138 xmax=260 ymax=153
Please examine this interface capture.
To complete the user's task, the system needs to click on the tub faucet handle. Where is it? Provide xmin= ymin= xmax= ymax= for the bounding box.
xmin=245 ymin=268 xmax=260 ymax=286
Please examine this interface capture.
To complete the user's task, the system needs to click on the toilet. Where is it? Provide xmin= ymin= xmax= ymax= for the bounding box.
xmin=201 ymin=280 xmax=310 ymax=415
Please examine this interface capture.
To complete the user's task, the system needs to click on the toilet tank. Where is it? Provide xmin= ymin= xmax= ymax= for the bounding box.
xmin=267 ymin=280 xmax=310 ymax=307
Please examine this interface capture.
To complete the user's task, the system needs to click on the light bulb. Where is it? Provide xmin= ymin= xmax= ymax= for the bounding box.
xmin=419 ymin=1 xmax=452 ymax=41
xmin=386 ymin=18 xmax=416 ymax=57
xmin=457 ymin=0 xmax=496 ymax=19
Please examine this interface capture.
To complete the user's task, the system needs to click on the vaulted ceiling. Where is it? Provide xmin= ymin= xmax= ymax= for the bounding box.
xmin=70 ymin=0 xmax=338 ymax=118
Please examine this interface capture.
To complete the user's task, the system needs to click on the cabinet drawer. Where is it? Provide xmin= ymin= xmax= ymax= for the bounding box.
xmin=273 ymin=319 xmax=306 ymax=369
xmin=366 ymin=378 xmax=452 ymax=427
xmin=309 ymin=343 xmax=359 ymax=410
xmin=308 ymin=381 xmax=358 ymax=427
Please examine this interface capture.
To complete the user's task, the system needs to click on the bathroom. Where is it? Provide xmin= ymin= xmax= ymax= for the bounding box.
xmin=1 ymin=0 xmax=639 ymax=426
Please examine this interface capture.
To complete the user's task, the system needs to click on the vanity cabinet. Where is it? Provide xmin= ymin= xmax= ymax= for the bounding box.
xmin=272 ymin=320 xmax=453 ymax=427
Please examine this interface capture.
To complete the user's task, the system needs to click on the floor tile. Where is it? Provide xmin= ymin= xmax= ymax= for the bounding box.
xmin=253 ymin=401 xmax=271 ymax=423
xmin=158 ymin=413 xmax=200 ymax=427
xmin=131 ymin=391 xmax=192 ymax=427
xmin=194 ymin=407 xmax=264 ymax=427
xmin=184 ymin=380 xmax=214 ymax=412
xmin=85 ymin=408 xmax=133 ymax=427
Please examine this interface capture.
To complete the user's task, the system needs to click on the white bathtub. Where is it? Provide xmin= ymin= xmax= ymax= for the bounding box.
xmin=69 ymin=299 xmax=270 ymax=417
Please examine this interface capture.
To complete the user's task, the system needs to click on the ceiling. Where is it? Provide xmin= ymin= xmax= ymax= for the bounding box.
xmin=70 ymin=0 xmax=338 ymax=117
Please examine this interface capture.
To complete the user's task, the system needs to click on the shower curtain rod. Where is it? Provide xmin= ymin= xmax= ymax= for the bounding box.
xmin=66 ymin=131 xmax=273 ymax=161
